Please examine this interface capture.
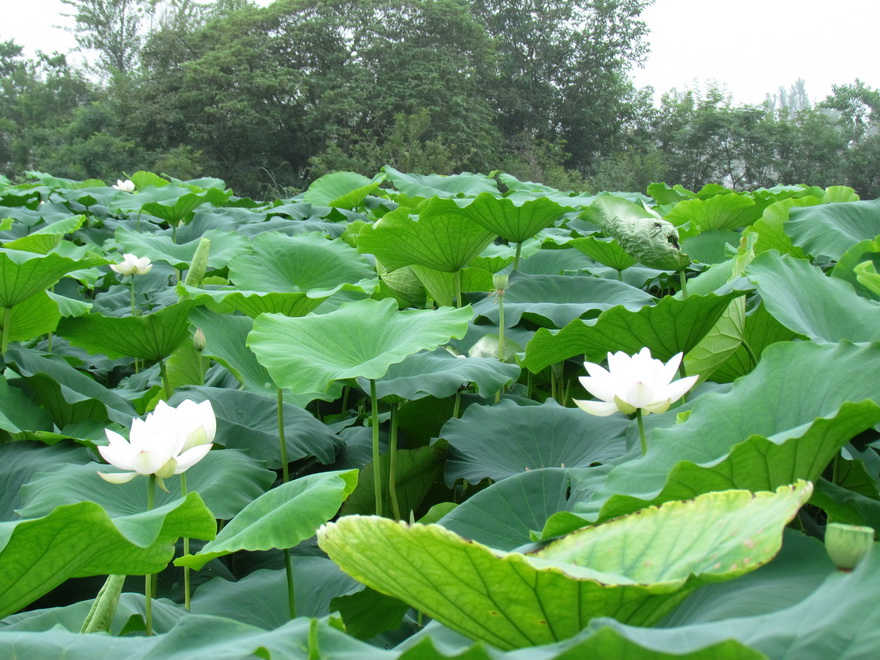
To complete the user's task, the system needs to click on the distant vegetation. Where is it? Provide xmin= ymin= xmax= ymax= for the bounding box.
xmin=1 ymin=0 xmax=879 ymax=198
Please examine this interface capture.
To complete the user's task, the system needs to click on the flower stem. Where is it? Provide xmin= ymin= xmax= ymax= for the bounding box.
xmin=129 ymin=277 xmax=137 ymax=317
xmin=277 ymin=386 xmax=295 ymax=618
xmin=180 ymin=473 xmax=191 ymax=611
xmin=636 ymin=409 xmax=647 ymax=456
xmin=145 ymin=474 xmax=156 ymax=636
xmin=158 ymin=358 xmax=171 ymax=400
xmin=277 ymin=387 xmax=289 ymax=483
xmin=1 ymin=307 xmax=10 ymax=357
xmin=513 ymin=242 xmax=523 ymax=272
xmin=389 ymin=403 xmax=401 ymax=520
xmin=370 ymin=379 xmax=383 ymax=517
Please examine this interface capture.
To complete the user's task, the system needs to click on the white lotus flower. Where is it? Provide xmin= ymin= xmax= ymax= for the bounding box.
xmin=110 ymin=253 xmax=153 ymax=276
xmin=114 ymin=179 xmax=136 ymax=192
xmin=98 ymin=400 xmax=216 ymax=485
xmin=573 ymin=347 xmax=698 ymax=417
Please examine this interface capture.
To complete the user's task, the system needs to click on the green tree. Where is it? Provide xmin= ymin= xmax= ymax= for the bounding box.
xmin=470 ymin=0 xmax=652 ymax=174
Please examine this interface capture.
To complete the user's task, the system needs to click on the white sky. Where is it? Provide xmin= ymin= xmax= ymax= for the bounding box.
xmin=2 ymin=0 xmax=879 ymax=106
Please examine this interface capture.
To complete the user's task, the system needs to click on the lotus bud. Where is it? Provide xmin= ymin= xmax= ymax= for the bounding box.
xmin=493 ymin=274 xmax=509 ymax=292
xmin=193 ymin=328 xmax=207 ymax=352
xmin=825 ymin=522 xmax=874 ymax=571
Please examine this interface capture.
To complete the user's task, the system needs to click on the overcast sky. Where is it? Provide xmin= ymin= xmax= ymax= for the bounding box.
xmin=3 ymin=0 xmax=879 ymax=106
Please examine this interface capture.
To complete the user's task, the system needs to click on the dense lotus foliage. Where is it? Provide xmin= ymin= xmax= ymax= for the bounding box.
xmin=0 ymin=167 xmax=879 ymax=658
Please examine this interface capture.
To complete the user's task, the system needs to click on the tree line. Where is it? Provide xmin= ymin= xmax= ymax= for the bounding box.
xmin=1 ymin=0 xmax=878 ymax=199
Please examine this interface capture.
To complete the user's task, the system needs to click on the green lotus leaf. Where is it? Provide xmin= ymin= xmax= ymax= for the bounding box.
xmin=114 ymin=227 xmax=250 ymax=270
xmin=456 ymin=192 xmax=572 ymax=244
xmin=786 ymin=197 xmax=880 ymax=260
xmin=747 ymin=250 xmax=880 ymax=342
xmin=19 ymin=450 xmax=275 ymax=521
xmin=575 ymin=341 xmax=880 ymax=524
xmin=2 ymin=214 xmax=86 ymax=254
xmin=568 ymin=235 xmax=638 ymax=271
xmin=856 ymin=259 xmax=880 ymax=297
xmin=176 ymin=470 xmax=357 ymax=570
xmin=318 ymin=482 xmax=810 ymax=649
xmin=56 ymin=299 xmax=197 ymax=361
xmin=472 ymin=273 xmax=654 ymax=329
xmin=522 ymin=291 xmax=742 ymax=372
xmin=0 ymin=248 xmax=105 ymax=308
xmin=1 ymin=291 xmax=61 ymax=342
xmin=362 ymin=348 xmax=520 ymax=401
xmin=440 ymin=399 xmax=628 ymax=484
xmin=356 ymin=198 xmax=497 ymax=273
xmin=0 ymin=494 xmax=216 ymax=618
xmin=383 ymin=166 xmax=499 ymax=199
xmin=301 ymin=171 xmax=382 ymax=209
xmin=248 ymin=298 xmax=472 ymax=395
xmin=664 ymin=193 xmax=761 ymax=231
xmin=228 ymin=231 xmax=376 ymax=296
xmin=178 ymin=282 xmax=326 ymax=318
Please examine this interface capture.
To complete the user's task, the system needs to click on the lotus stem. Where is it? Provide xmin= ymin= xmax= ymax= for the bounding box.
xmin=370 ymin=379 xmax=383 ymax=517
xmin=389 ymin=403 xmax=401 ymax=520
xmin=743 ymin=339 xmax=759 ymax=369
xmin=129 ymin=277 xmax=137 ymax=317
xmin=637 ymin=409 xmax=647 ymax=456
xmin=308 ymin=617 xmax=320 ymax=660
xmin=145 ymin=474 xmax=156 ymax=636
xmin=679 ymin=269 xmax=689 ymax=298
xmin=277 ymin=386 xmax=296 ymax=619
xmin=453 ymin=269 xmax=462 ymax=308
xmin=513 ymin=242 xmax=522 ymax=271
xmin=180 ymin=473 xmax=191 ymax=611
xmin=158 ymin=359 xmax=171 ymax=400
xmin=453 ymin=390 xmax=461 ymax=419
xmin=1 ymin=307 xmax=10 ymax=356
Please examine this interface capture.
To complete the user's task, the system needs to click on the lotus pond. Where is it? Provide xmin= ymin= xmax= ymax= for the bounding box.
xmin=0 ymin=168 xmax=879 ymax=659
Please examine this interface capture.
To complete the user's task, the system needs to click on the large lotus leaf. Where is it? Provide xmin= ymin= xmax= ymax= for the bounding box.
xmin=573 ymin=341 xmax=880 ymax=524
xmin=228 ymin=231 xmax=376 ymax=295
xmin=747 ymin=250 xmax=880 ymax=342
xmin=786 ymin=198 xmax=880 ymax=260
xmin=709 ymin=301 xmax=803 ymax=383
xmin=664 ymin=193 xmax=760 ymax=231
xmin=170 ymin=386 xmax=342 ymax=466
xmin=522 ymin=291 xmax=742 ymax=372
xmin=456 ymin=192 xmax=571 ymax=244
xmin=0 ymin=442 xmax=90 ymax=521
xmin=6 ymin=344 xmax=137 ymax=426
xmin=568 ymin=235 xmax=638 ymax=271
xmin=1 ymin=290 xmax=61 ymax=342
xmin=178 ymin=282 xmax=326 ymax=319
xmin=0 ymin=248 xmax=105 ymax=308
xmin=19 ymin=449 xmax=275 ymax=521
xmin=830 ymin=238 xmax=880 ymax=298
xmin=114 ymin=227 xmax=249 ymax=270
xmin=188 ymin=307 xmax=273 ymax=395
xmin=410 ymin=264 xmax=493 ymax=307
xmin=56 ymin=299 xmax=196 ymax=361
xmin=176 ymin=470 xmax=357 ymax=570
xmin=318 ymin=482 xmax=810 ymax=649
xmin=341 ymin=442 xmax=448 ymax=518
xmin=439 ymin=467 xmax=613 ymax=551
xmin=190 ymin=560 xmax=362 ymax=628
xmin=856 ymin=259 xmax=880 ymax=296
xmin=661 ymin=529 xmax=833 ymax=627
xmin=440 ymin=399 xmax=628 ymax=484
xmin=383 ymin=166 xmax=499 ymax=199
xmin=2 ymin=214 xmax=86 ymax=254
xmin=472 ymin=273 xmax=654 ymax=329
xmin=0 ymin=494 xmax=216 ymax=618
xmin=362 ymin=348 xmax=521 ymax=401
xmin=248 ymin=298 xmax=472 ymax=395
xmin=356 ymin=198 xmax=497 ymax=273
xmin=0 ymin=377 xmax=53 ymax=439
xmin=301 ymin=171 xmax=382 ymax=209
xmin=683 ymin=296 xmax=745 ymax=383
xmin=592 ymin=542 xmax=880 ymax=660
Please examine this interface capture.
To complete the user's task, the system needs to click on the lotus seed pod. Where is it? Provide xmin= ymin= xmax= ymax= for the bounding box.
xmin=825 ymin=522 xmax=875 ymax=571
